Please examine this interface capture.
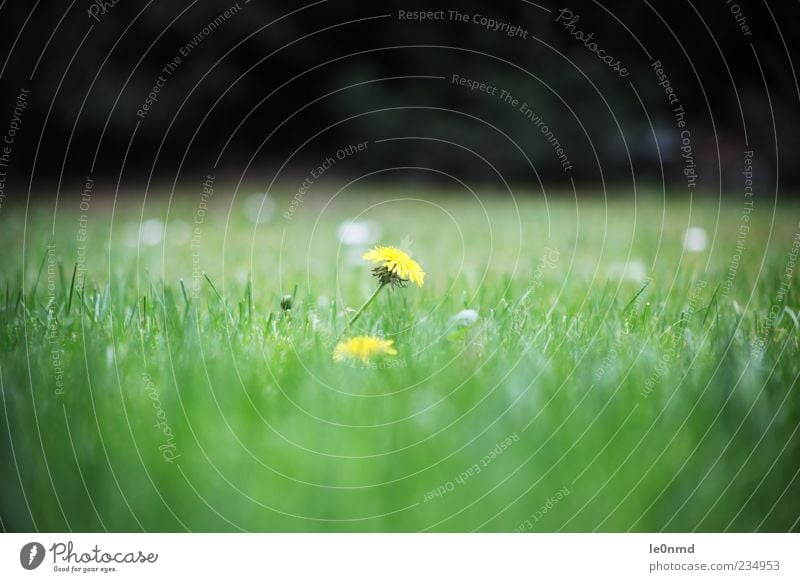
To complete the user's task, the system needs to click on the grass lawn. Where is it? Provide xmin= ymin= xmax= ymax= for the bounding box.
xmin=1 ymin=189 xmax=798 ymax=532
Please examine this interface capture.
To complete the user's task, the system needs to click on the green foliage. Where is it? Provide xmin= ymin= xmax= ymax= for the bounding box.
xmin=0 ymin=192 xmax=798 ymax=532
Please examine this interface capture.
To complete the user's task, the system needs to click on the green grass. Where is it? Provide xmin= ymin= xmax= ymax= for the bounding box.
xmin=1 ymin=189 xmax=798 ymax=532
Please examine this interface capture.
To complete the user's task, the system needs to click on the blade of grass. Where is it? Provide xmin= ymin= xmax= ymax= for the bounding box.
xmin=204 ymin=273 xmax=233 ymax=327
xmin=702 ymin=282 xmax=722 ymax=327
xmin=622 ymin=279 xmax=651 ymax=316
xmin=58 ymin=262 xmax=66 ymax=306
xmin=179 ymin=278 xmax=191 ymax=322
xmin=29 ymin=249 xmax=49 ymax=304
xmin=66 ymin=264 xmax=78 ymax=316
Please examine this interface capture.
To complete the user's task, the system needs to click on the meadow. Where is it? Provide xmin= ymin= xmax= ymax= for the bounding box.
xmin=1 ymin=188 xmax=798 ymax=532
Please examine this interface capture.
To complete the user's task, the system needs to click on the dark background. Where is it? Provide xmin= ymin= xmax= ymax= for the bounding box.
xmin=0 ymin=0 xmax=797 ymax=197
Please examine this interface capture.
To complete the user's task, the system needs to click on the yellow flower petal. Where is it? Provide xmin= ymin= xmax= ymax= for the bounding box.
xmin=333 ymin=336 xmax=398 ymax=364
xmin=363 ymin=246 xmax=426 ymax=287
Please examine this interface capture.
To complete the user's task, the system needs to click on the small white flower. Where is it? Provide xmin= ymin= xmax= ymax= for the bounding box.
xmin=337 ymin=219 xmax=381 ymax=246
xmin=451 ymin=309 xmax=479 ymax=327
xmin=140 ymin=219 xmax=163 ymax=246
xmin=683 ymin=227 xmax=708 ymax=252
xmin=608 ymin=259 xmax=647 ymax=282
xmin=244 ymin=194 xmax=275 ymax=224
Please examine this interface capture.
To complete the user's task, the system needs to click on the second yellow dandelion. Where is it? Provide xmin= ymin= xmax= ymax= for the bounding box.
xmin=333 ymin=336 xmax=397 ymax=364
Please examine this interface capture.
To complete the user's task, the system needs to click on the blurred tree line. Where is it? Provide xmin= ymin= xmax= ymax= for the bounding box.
xmin=0 ymin=0 xmax=796 ymax=194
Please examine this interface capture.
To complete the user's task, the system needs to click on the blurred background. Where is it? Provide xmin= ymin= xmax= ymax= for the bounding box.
xmin=0 ymin=0 xmax=797 ymax=199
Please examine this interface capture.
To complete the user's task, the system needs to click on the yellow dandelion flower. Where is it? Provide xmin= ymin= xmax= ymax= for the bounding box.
xmin=333 ymin=336 xmax=398 ymax=363
xmin=363 ymin=245 xmax=426 ymax=287
xmin=342 ymin=245 xmax=425 ymax=332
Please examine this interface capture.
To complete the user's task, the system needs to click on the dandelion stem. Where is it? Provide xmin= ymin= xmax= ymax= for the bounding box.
xmin=344 ymin=282 xmax=386 ymax=333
